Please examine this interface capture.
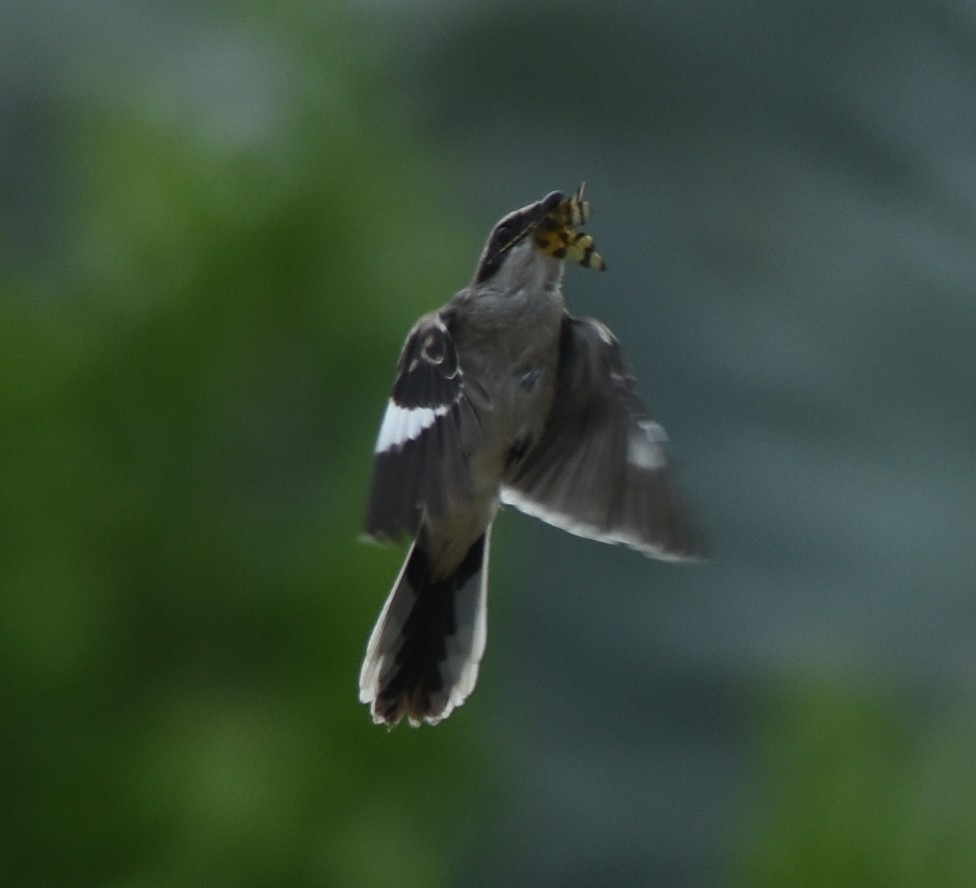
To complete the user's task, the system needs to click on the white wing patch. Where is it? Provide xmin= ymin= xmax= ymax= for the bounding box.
xmin=374 ymin=399 xmax=450 ymax=453
xmin=627 ymin=419 xmax=668 ymax=470
xmin=500 ymin=486 xmax=694 ymax=562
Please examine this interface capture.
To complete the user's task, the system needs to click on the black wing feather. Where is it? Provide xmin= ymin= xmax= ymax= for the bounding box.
xmin=502 ymin=315 xmax=700 ymax=560
xmin=366 ymin=310 xmax=486 ymax=541
xmin=390 ymin=315 xmax=461 ymax=408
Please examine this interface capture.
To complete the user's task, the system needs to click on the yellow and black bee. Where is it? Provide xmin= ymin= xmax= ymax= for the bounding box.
xmin=532 ymin=183 xmax=607 ymax=271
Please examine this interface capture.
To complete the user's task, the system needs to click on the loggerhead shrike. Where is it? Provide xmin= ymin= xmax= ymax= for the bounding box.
xmin=359 ymin=186 xmax=699 ymax=727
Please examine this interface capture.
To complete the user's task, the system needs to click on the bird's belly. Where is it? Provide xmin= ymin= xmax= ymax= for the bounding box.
xmin=466 ymin=365 xmax=553 ymax=490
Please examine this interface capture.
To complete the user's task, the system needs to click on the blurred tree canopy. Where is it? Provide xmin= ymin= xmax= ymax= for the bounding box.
xmin=742 ymin=675 xmax=976 ymax=888
xmin=1 ymin=5 xmax=486 ymax=886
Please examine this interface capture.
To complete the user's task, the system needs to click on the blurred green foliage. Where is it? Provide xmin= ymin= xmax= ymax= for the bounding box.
xmin=741 ymin=674 xmax=976 ymax=888
xmin=1 ymin=9 xmax=485 ymax=887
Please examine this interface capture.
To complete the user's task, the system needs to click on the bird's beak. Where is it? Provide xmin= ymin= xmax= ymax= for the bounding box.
xmin=513 ymin=191 xmax=566 ymax=236
xmin=539 ymin=190 xmax=565 ymax=216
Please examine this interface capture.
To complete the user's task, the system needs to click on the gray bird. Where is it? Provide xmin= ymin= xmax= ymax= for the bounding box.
xmin=359 ymin=187 xmax=699 ymax=727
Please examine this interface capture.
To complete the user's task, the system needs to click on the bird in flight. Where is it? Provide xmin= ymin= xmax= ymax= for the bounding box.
xmin=360 ymin=185 xmax=699 ymax=727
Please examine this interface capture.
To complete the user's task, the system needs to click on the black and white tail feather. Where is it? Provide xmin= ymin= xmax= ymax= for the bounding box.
xmin=358 ymin=529 xmax=489 ymax=727
xmin=359 ymin=189 xmax=700 ymax=727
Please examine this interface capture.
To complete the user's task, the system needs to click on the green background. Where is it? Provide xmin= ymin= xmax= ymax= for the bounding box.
xmin=4 ymin=1 xmax=976 ymax=885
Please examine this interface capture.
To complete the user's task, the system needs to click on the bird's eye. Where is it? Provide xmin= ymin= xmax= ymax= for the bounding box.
xmin=495 ymin=223 xmax=514 ymax=243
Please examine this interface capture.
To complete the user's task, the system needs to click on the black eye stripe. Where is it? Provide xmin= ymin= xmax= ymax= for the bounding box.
xmin=474 ymin=202 xmax=542 ymax=282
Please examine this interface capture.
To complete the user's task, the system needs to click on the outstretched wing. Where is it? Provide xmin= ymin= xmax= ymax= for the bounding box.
xmin=501 ymin=315 xmax=700 ymax=560
xmin=366 ymin=310 xmax=487 ymax=541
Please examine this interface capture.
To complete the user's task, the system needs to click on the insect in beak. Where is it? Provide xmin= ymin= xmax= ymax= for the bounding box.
xmin=532 ymin=183 xmax=607 ymax=271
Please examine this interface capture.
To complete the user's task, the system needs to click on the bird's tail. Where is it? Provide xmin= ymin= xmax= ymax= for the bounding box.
xmin=359 ymin=528 xmax=490 ymax=727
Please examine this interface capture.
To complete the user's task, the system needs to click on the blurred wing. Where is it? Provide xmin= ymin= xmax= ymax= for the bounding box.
xmin=366 ymin=310 xmax=486 ymax=541
xmin=501 ymin=315 xmax=699 ymax=560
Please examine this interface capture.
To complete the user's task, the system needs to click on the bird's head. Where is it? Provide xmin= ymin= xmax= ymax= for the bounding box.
xmin=473 ymin=185 xmax=606 ymax=289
